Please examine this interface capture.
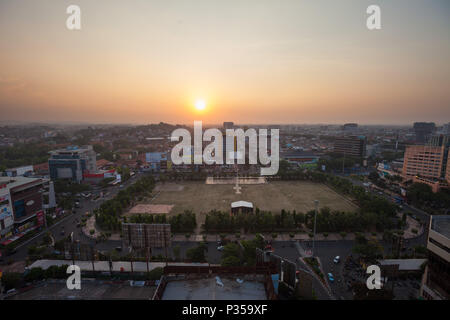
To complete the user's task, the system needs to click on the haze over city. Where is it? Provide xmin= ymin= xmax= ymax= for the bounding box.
xmin=0 ymin=0 xmax=449 ymax=125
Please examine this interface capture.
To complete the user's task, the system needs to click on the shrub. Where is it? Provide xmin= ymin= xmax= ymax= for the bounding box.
xmin=89 ymin=229 xmax=95 ymax=235
xmin=1 ymin=272 xmax=22 ymax=291
xmin=308 ymin=233 xmax=314 ymax=238
xmin=272 ymin=233 xmax=278 ymax=239
xmin=146 ymin=267 xmax=163 ymax=280
xmin=340 ymin=232 xmax=347 ymax=239
xmin=323 ymin=233 xmax=328 ymax=238
xmin=412 ymin=229 xmax=418 ymax=234
xmin=235 ymin=233 xmax=241 ymax=239
xmin=289 ymin=233 xmax=295 ymax=238
xmin=185 ymin=233 xmax=191 ymax=239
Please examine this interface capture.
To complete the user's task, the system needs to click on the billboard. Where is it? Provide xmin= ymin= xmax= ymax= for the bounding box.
xmin=0 ymin=193 xmax=13 ymax=220
xmin=122 ymin=223 xmax=171 ymax=249
xmin=35 ymin=210 xmax=45 ymax=227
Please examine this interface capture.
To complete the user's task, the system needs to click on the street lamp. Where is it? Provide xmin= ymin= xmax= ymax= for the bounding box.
xmin=312 ymin=200 xmax=318 ymax=257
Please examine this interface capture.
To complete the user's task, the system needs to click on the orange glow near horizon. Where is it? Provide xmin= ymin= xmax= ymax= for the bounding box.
xmin=0 ymin=1 xmax=449 ymax=124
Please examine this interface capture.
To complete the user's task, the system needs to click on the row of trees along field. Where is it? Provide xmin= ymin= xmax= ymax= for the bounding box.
xmin=204 ymin=170 xmax=398 ymax=233
xmin=94 ymin=176 xmax=155 ymax=231
xmin=125 ymin=210 xmax=197 ymax=233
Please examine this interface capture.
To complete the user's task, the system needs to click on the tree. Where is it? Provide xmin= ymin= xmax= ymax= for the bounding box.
xmin=173 ymin=245 xmax=181 ymax=261
xmin=1 ymin=272 xmax=22 ymax=291
xmin=186 ymin=243 xmax=207 ymax=262
xmin=220 ymin=242 xmax=242 ymax=266
xmin=221 ymin=256 xmax=241 ymax=267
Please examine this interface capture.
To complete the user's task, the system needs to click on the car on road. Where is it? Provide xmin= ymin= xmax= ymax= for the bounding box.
xmin=115 ymin=246 xmax=122 ymax=252
xmin=327 ymin=273 xmax=335 ymax=282
xmin=217 ymin=246 xmax=224 ymax=251
xmin=333 ymin=256 xmax=340 ymax=264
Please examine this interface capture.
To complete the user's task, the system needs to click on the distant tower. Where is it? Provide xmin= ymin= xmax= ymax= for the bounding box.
xmin=223 ymin=122 xmax=234 ymax=130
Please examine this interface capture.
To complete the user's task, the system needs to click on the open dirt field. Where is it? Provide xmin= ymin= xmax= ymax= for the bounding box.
xmin=148 ymin=181 xmax=358 ymax=226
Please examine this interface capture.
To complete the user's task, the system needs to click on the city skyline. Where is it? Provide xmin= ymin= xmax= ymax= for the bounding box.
xmin=1 ymin=0 xmax=449 ymax=125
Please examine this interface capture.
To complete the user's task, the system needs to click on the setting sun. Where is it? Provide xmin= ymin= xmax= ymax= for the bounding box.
xmin=195 ymin=99 xmax=207 ymax=111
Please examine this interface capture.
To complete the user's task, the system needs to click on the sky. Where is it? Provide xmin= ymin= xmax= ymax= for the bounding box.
xmin=0 ymin=0 xmax=449 ymax=125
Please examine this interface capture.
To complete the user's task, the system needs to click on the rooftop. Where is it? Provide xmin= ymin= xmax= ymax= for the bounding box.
xmin=161 ymin=277 xmax=267 ymax=300
xmin=27 ymin=260 xmax=212 ymax=273
xmin=49 ymin=145 xmax=93 ymax=154
xmin=7 ymin=280 xmax=156 ymax=300
xmin=431 ymin=215 xmax=450 ymax=239
xmin=378 ymin=259 xmax=427 ymax=271
xmin=231 ymin=201 xmax=253 ymax=208
xmin=0 ymin=176 xmax=45 ymax=191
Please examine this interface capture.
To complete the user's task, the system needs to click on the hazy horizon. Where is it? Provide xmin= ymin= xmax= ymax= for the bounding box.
xmin=1 ymin=0 xmax=449 ymax=125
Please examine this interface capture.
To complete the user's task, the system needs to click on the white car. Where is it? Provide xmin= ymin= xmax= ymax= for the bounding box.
xmin=217 ymin=246 xmax=224 ymax=251
xmin=333 ymin=256 xmax=340 ymax=264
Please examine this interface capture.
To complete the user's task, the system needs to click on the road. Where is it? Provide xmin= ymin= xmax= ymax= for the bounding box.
xmin=6 ymin=172 xmax=145 ymax=262
xmin=4 ymin=172 xmax=430 ymax=301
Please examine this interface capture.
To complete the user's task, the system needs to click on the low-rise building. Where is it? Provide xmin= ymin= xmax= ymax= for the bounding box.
xmin=0 ymin=176 xmax=54 ymax=241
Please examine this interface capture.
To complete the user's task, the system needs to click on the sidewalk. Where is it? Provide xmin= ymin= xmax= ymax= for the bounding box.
xmin=171 ymin=232 xmax=383 ymax=242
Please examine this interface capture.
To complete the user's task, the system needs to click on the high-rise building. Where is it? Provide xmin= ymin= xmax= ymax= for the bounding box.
xmin=442 ymin=123 xmax=450 ymax=135
xmin=342 ymin=123 xmax=358 ymax=133
xmin=48 ymin=145 xmax=97 ymax=183
xmin=223 ymin=122 xmax=234 ymax=130
xmin=420 ymin=215 xmax=450 ymax=300
xmin=402 ymin=143 xmax=449 ymax=192
xmin=413 ymin=122 xmax=436 ymax=143
xmin=402 ymin=145 xmax=445 ymax=180
xmin=429 ymin=134 xmax=450 ymax=148
xmin=334 ymin=136 xmax=366 ymax=158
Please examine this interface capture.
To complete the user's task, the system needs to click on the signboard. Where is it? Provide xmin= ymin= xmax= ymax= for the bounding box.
xmin=122 ymin=223 xmax=171 ymax=249
xmin=36 ymin=210 xmax=45 ymax=227
xmin=0 ymin=193 xmax=13 ymax=220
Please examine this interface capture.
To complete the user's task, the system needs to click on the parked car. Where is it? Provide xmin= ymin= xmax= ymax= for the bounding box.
xmin=327 ymin=273 xmax=335 ymax=282
xmin=333 ymin=256 xmax=340 ymax=264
